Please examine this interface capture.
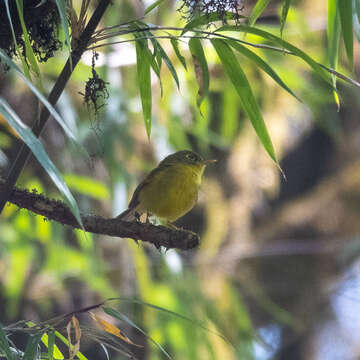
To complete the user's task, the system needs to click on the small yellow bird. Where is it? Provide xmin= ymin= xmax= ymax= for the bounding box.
xmin=117 ymin=150 xmax=216 ymax=225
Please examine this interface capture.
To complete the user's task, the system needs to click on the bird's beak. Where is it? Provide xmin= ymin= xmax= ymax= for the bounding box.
xmin=203 ymin=159 xmax=217 ymax=165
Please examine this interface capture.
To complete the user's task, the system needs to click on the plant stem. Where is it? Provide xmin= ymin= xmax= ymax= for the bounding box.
xmin=0 ymin=0 xmax=111 ymax=214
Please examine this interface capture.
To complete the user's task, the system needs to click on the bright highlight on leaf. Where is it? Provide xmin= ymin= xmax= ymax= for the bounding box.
xmin=248 ymin=0 xmax=271 ymax=27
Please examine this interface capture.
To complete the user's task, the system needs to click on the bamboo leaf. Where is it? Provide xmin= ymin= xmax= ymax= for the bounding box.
xmin=328 ymin=0 xmax=341 ymax=108
xmin=226 ymin=39 xmax=300 ymax=101
xmin=0 ymin=99 xmax=83 ymax=228
xmin=170 ymin=38 xmax=187 ymax=70
xmin=145 ymin=0 xmax=166 ymax=14
xmin=149 ymin=38 xmax=180 ymax=89
xmin=280 ymin=0 xmax=292 ymax=37
xmin=216 ymin=25 xmax=332 ymax=85
xmin=188 ymin=38 xmax=209 ymax=109
xmin=55 ymin=0 xmax=72 ymax=67
xmin=338 ymin=0 xmax=354 ymax=68
xmin=23 ymin=333 xmax=43 ymax=360
xmin=248 ymin=0 xmax=271 ymax=26
xmin=103 ymin=307 xmax=172 ymax=360
xmin=211 ymin=38 xmax=278 ymax=164
xmin=0 ymin=326 xmax=13 ymax=360
xmin=136 ymin=39 xmax=152 ymax=138
xmin=0 ymin=50 xmax=78 ymax=142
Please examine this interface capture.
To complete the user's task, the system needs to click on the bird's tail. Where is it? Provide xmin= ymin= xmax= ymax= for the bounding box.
xmin=116 ymin=207 xmax=137 ymax=221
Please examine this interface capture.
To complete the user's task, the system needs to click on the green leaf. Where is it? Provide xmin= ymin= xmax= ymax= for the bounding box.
xmin=226 ymin=39 xmax=300 ymax=101
xmin=15 ymin=0 xmax=42 ymax=86
xmin=338 ymin=0 xmax=354 ymax=68
xmin=23 ymin=332 xmax=43 ymax=360
xmin=55 ymin=0 xmax=72 ymax=68
xmin=188 ymin=38 xmax=209 ymax=109
xmin=356 ymin=0 xmax=360 ymax=20
xmin=211 ymin=38 xmax=278 ymax=164
xmin=216 ymin=25 xmax=332 ymax=85
xmin=41 ymin=331 xmax=64 ymax=360
xmin=0 ymin=99 xmax=83 ymax=228
xmin=0 ymin=326 xmax=14 ymax=360
xmin=328 ymin=0 xmax=341 ymax=108
xmin=149 ymin=37 xmax=180 ymax=89
xmin=54 ymin=331 xmax=87 ymax=360
xmin=0 ymin=49 xmax=77 ymax=142
xmin=145 ymin=0 xmax=165 ymax=14
xmin=136 ymin=39 xmax=152 ymax=138
xmin=170 ymin=38 xmax=187 ymax=70
xmin=103 ymin=307 xmax=173 ymax=360
xmin=4 ymin=0 xmax=31 ymax=80
xmin=248 ymin=0 xmax=271 ymax=27
xmin=182 ymin=12 xmax=245 ymax=35
xmin=280 ymin=0 xmax=292 ymax=37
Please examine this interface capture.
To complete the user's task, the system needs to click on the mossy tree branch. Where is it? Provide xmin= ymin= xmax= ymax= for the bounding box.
xmin=4 ymin=183 xmax=200 ymax=250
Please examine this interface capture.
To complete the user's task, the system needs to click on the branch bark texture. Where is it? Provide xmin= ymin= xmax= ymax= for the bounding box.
xmin=4 ymin=183 xmax=200 ymax=250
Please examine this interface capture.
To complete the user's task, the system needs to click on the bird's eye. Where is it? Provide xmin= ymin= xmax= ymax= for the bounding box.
xmin=186 ymin=153 xmax=197 ymax=161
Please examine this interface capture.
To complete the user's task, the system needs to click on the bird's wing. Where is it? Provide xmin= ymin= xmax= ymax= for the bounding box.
xmin=127 ymin=164 xmax=171 ymax=210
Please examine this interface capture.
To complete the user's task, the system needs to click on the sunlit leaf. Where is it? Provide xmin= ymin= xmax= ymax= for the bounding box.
xmin=211 ymin=38 xmax=278 ymax=164
xmin=23 ymin=332 xmax=43 ymax=360
xmin=0 ymin=49 xmax=78 ymax=142
xmin=145 ymin=0 xmax=165 ymax=14
xmin=248 ymin=0 xmax=271 ymax=27
xmin=280 ymin=0 xmax=292 ymax=37
xmin=170 ymin=38 xmax=187 ymax=70
xmin=0 ymin=326 xmax=14 ymax=360
xmin=226 ymin=39 xmax=300 ymax=101
xmin=188 ymin=38 xmax=209 ymax=109
xmin=135 ymin=39 xmax=152 ymax=138
xmin=182 ymin=12 xmax=245 ymax=35
xmin=41 ymin=331 xmax=64 ymax=360
xmin=54 ymin=331 xmax=88 ymax=360
xmin=338 ymin=0 xmax=354 ymax=68
xmin=216 ymin=25 xmax=332 ymax=86
xmin=0 ymin=99 xmax=83 ymax=228
xmin=103 ymin=307 xmax=173 ymax=359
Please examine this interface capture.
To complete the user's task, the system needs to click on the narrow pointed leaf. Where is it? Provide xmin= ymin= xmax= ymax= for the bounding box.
xmin=188 ymin=38 xmax=209 ymax=109
xmin=211 ymin=38 xmax=278 ymax=164
xmin=328 ymin=0 xmax=341 ymax=108
xmin=170 ymin=39 xmax=187 ymax=69
xmin=145 ymin=0 xmax=165 ymax=14
xmin=226 ymin=39 xmax=300 ymax=101
xmin=149 ymin=38 xmax=180 ymax=89
xmin=0 ymin=50 xmax=77 ymax=142
xmin=55 ymin=0 xmax=72 ymax=67
xmin=182 ymin=12 xmax=245 ymax=34
xmin=280 ymin=0 xmax=292 ymax=37
xmin=0 ymin=99 xmax=83 ymax=227
xmin=135 ymin=39 xmax=152 ymax=138
xmin=0 ymin=326 xmax=14 ymax=360
xmin=338 ymin=0 xmax=354 ymax=68
xmin=216 ymin=25 xmax=332 ymax=85
xmin=103 ymin=307 xmax=173 ymax=360
xmin=23 ymin=333 xmax=43 ymax=360
xmin=248 ymin=0 xmax=271 ymax=26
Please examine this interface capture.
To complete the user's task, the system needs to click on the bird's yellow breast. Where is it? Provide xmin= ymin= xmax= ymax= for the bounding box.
xmin=137 ymin=163 xmax=205 ymax=222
